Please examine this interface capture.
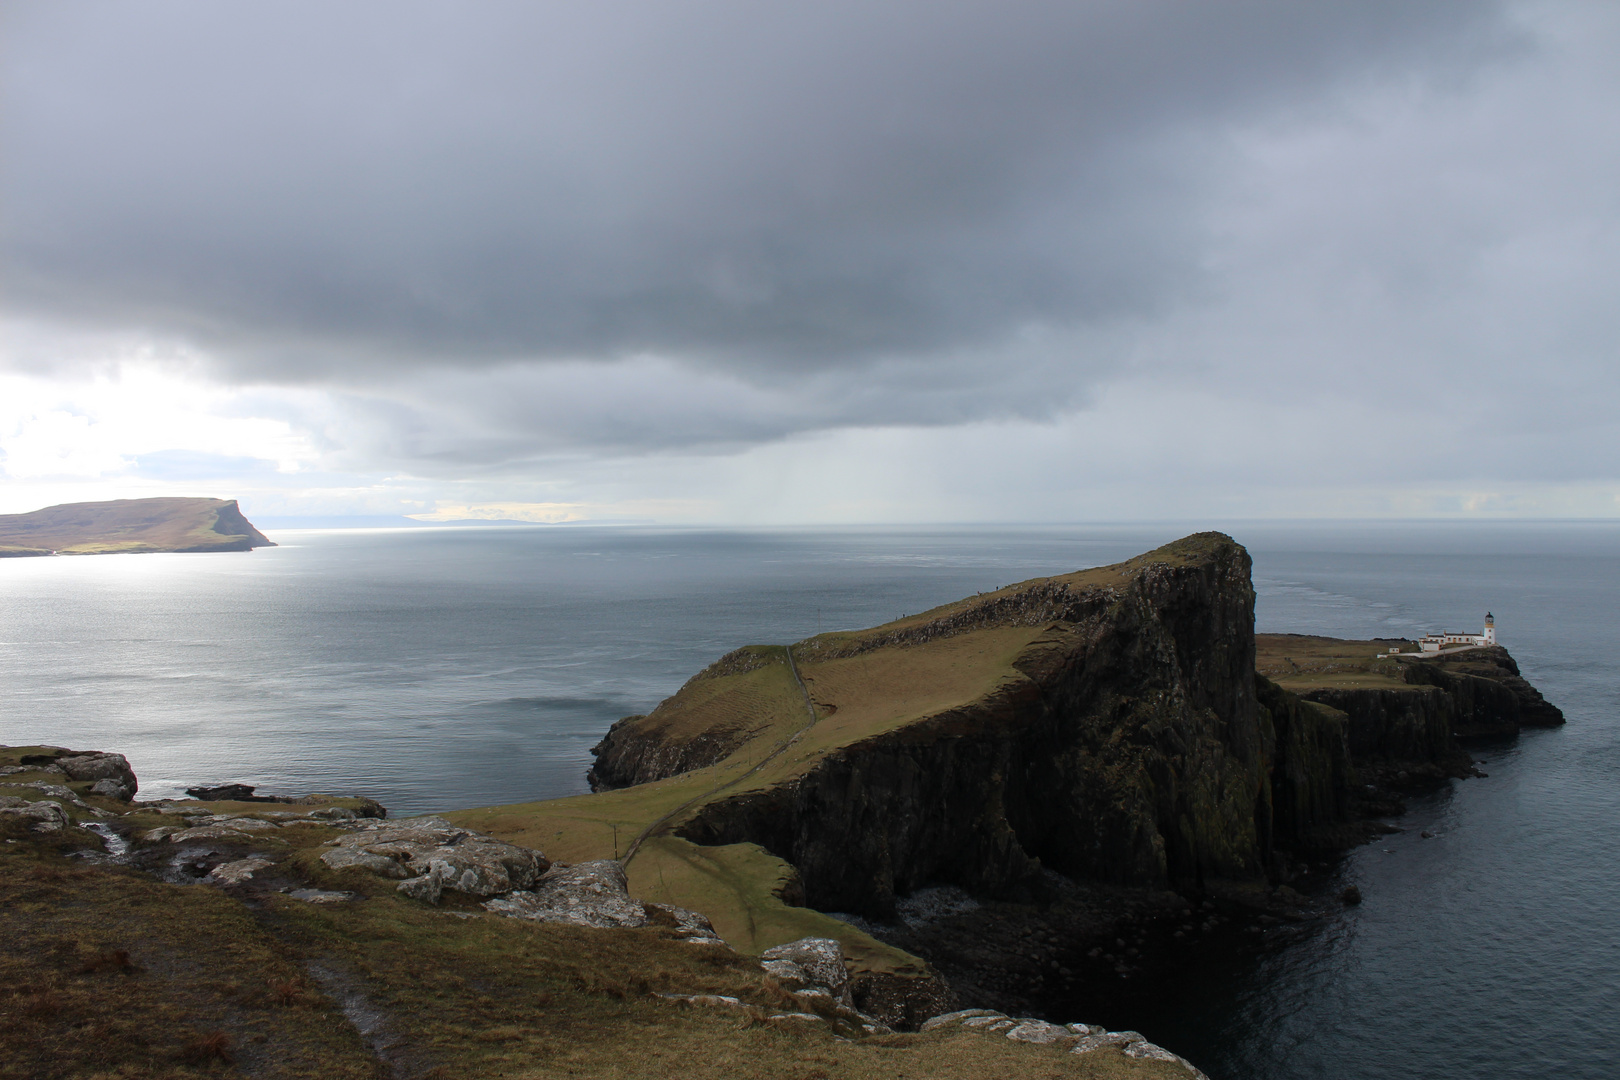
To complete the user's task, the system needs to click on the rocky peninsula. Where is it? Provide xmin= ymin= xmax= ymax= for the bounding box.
xmin=0 ymin=497 xmax=274 ymax=556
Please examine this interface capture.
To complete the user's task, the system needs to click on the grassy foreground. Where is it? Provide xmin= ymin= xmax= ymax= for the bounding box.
xmin=0 ymin=797 xmax=1186 ymax=1078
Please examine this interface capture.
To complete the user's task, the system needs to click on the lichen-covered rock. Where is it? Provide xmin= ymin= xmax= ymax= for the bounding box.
xmin=1004 ymin=1019 xmax=1071 ymax=1043
xmin=322 ymin=847 xmax=413 ymax=878
xmin=643 ymin=903 xmax=726 ymax=945
xmin=0 ymin=763 xmax=65 ymax=777
xmin=396 ymin=872 xmax=443 ymax=903
xmin=57 ymin=752 xmax=137 ymax=790
xmin=919 ymin=1008 xmax=1001 ymax=1032
xmin=169 ymin=824 xmax=283 ymax=844
xmin=0 ymin=796 xmax=69 ymax=831
xmin=296 ymin=796 xmax=387 ymax=818
xmin=321 ymin=817 xmax=548 ymax=899
xmin=11 ymin=783 xmax=90 ymax=808
xmin=963 ymin=1016 xmax=1016 ymax=1031
xmin=1069 ymin=1030 xmax=1209 ymax=1077
xmin=758 ymin=938 xmax=853 ymax=1011
xmin=89 ymin=778 xmax=134 ymax=801
xmin=482 ymin=860 xmax=647 ymax=926
xmin=208 ymin=857 xmax=274 ymax=884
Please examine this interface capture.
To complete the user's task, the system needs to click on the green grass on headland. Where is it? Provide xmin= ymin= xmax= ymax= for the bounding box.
xmin=1257 ymin=634 xmax=1418 ymax=690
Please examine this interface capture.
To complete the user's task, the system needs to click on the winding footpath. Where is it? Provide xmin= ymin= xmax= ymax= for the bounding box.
xmin=621 ymin=645 xmax=821 ymax=867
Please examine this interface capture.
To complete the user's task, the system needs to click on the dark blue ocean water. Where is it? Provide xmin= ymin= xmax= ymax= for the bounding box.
xmin=1 ymin=522 xmax=1615 ymax=1079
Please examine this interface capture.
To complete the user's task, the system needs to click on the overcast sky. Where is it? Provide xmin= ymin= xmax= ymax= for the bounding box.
xmin=2 ymin=1 xmax=1616 ymax=523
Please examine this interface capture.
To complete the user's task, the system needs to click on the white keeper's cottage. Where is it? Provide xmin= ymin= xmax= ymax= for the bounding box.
xmin=1415 ymin=612 xmax=1496 ymax=653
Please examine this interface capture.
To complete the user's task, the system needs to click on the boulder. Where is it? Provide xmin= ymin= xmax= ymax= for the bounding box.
xmin=202 ymin=816 xmax=281 ymax=831
xmin=1069 ymin=1029 xmax=1208 ymax=1075
xmin=1071 ymin=1031 xmax=1144 ymax=1053
xmin=15 ymin=782 xmax=91 ymax=808
xmin=168 ymin=824 xmax=284 ymax=845
xmin=643 ymin=903 xmax=726 ymax=945
xmin=1005 ymin=1019 xmax=1073 ymax=1044
xmin=0 ymin=796 xmax=69 ymax=831
xmin=57 ymin=753 xmax=138 ymax=797
xmin=0 ymin=763 xmax=64 ymax=777
xmin=322 ymin=817 xmax=548 ymax=899
xmin=186 ymin=783 xmax=259 ymax=801
xmin=919 ymin=1009 xmax=1002 ymax=1032
xmin=758 ymin=938 xmax=853 ymax=1011
xmin=89 ymin=778 xmax=134 ymax=801
xmin=295 ymin=795 xmax=387 ymax=818
xmin=482 ymin=860 xmax=647 ymax=926
xmin=321 ymin=847 xmax=413 ymax=879
xmin=208 ymin=857 xmax=274 ymax=885
xmin=397 ymin=871 xmax=445 ymax=904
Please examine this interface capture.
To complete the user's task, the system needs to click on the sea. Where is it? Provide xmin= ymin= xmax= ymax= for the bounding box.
xmin=1 ymin=521 xmax=1615 ymax=1080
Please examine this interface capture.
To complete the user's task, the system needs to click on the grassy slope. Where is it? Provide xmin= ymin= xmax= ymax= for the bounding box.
xmin=449 ymin=537 xmax=1223 ymax=970
xmin=1257 ymin=633 xmax=1418 ymax=690
xmin=0 ymin=785 xmax=1183 ymax=1078
xmin=0 ymin=497 xmax=272 ymax=555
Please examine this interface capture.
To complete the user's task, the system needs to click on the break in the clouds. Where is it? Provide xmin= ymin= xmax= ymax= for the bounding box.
xmin=1 ymin=1 xmax=1617 ymax=521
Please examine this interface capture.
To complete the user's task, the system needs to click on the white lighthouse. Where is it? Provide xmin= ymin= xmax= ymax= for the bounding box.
xmin=1418 ymin=612 xmax=1497 ymax=652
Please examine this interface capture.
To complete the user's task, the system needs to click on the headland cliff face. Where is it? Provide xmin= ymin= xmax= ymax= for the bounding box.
xmin=595 ymin=534 xmax=1357 ymax=918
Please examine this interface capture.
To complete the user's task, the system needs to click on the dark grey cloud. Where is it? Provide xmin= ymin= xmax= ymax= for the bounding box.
xmin=2 ymin=0 xmax=1513 ymax=383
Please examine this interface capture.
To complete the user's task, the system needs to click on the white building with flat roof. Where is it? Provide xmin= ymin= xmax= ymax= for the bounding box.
xmin=1417 ymin=612 xmax=1495 ymax=653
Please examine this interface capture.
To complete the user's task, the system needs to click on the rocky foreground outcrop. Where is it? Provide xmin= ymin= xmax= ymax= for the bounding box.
xmin=2 ymin=750 xmax=140 ymax=801
xmin=922 ymin=1009 xmax=1209 ymax=1077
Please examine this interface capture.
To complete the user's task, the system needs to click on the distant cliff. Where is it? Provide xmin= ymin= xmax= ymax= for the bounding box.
xmin=1258 ymin=634 xmax=1563 ymax=786
xmin=0 ymin=497 xmax=275 ymax=556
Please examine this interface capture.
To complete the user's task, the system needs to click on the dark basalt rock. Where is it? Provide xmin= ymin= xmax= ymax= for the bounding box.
xmin=1298 ymin=645 xmax=1564 ymax=787
xmin=589 ymin=712 xmax=758 ymax=792
xmin=185 ymin=783 xmax=290 ymax=802
xmin=675 ymin=535 xmax=1357 ymax=918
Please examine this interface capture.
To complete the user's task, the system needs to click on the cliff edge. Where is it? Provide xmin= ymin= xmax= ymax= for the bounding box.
xmin=592 ymin=533 xmax=1353 ymax=916
xmin=1258 ymin=634 xmax=1563 ymax=788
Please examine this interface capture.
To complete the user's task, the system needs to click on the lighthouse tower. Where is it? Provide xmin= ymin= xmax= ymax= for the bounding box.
xmin=1483 ymin=612 xmax=1496 ymax=645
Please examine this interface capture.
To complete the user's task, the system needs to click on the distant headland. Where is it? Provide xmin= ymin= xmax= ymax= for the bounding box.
xmin=0 ymin=497 xmax=275 ymax=557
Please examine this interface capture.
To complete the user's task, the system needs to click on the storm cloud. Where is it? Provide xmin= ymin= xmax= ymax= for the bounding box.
xmin=5 ymin=2 xmax=1510 ymax=370
xmin=1 ymin=1 xmax=1615 ymax=518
